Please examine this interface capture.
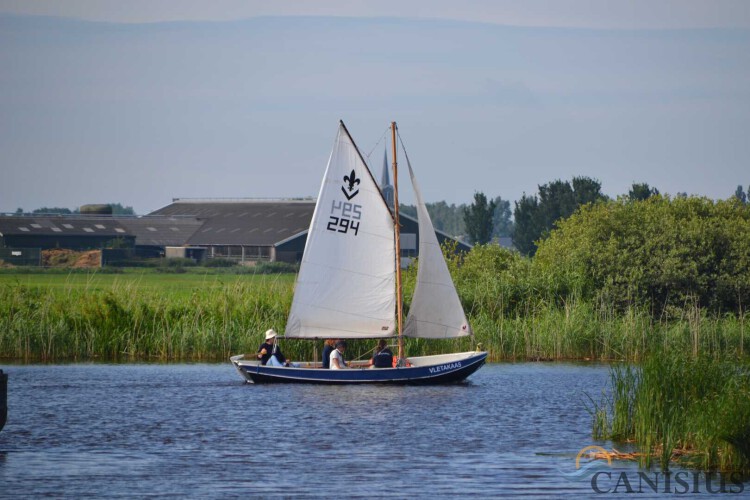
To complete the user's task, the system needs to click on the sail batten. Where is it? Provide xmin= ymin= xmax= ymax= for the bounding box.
xmin=285 ymin=123 xmax=397 ymax=339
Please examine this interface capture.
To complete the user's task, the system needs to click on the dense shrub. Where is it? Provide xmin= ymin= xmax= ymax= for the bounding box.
xmin=202 ymin=258 xmax=237 ymax=268
xmin=251 ymin=261 xmax=299 ymax=274
xmin=163 ymin=258 xmax=197 ymax=268
xmin=534 ymin=196 xmax=750 ymax=315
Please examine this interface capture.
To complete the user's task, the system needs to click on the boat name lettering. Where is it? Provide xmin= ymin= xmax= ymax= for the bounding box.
xmin=327 ymin=200 xmax=361 ymax=236
xmin=428 ymin=361 xmax=462 ymax=374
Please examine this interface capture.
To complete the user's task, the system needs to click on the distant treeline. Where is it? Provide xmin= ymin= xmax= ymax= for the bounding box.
xmin=419 ymin=180 xmax=749 ymax=253
xmin=13 ymin=203 xmax=135 ymax=215
xmin=399 ymin=198 xmax=513 ymax=242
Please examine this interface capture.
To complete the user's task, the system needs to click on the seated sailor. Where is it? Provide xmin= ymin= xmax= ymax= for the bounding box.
xmin=257 ymin=329 xmax=290 ymax=367
xmin=370 ymin=339 xmax=394 ymax=368
xmin=329 ymin=340 xmax=349 ymax=369
xmin=321 ymin=338 xmax=336 ymax=369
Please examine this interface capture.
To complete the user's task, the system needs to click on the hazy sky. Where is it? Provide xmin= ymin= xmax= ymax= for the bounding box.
xmin=1 ymin=2 xmax=749 ymax=214
xmin=3 ymin=0 xmax=750 ymax=29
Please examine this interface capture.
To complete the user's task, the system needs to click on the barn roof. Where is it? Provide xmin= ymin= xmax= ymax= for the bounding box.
xmin=149 ymin=199 xmax=316 ymax=246
xmin=0 ymin=215 xmax=129 ymax=237
xmin=0 ymin=215 xmax=202 ymax=247
xmin=115 ymin=217 xmax=203 ymax=246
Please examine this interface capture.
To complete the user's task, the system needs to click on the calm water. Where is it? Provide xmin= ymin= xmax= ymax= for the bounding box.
xmin=0 ymin=363 xmax=742 ymax=498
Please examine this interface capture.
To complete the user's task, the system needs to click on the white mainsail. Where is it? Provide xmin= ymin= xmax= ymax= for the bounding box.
xmin=285 ymin=122 xmax=397 ymax=338
xmin=403 ymin=156 xmax=472 ymax=339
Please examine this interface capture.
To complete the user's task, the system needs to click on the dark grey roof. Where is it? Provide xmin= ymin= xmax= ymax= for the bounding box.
xmin=116 ymin=217 xmax=203 ymax=246
xmin=0 ymin=216 xmax=129 ymax=237
xmin=149 ymin=200 xmax=316 ymax=246
xmin=0 ymin=215 xmax=203 ymax=247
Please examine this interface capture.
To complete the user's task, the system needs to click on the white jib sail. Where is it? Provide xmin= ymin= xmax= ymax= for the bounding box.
xmin=403 ymin=157 xmax=472 ymax=339
xmin=285 ymin=123 xmax=396 ymax=339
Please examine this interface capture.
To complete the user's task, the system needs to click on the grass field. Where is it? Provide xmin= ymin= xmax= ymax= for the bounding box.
xmin=0 ymin=269 xmax=296 ymax=294
xmin=0 ymin=269 xmax=298 ymax=362
xmin=0 ymin=268 xmax=747 ymax=363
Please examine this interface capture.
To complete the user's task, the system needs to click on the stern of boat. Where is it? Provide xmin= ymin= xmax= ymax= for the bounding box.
xmin=230 ymin=354 xmax=259 ymax=383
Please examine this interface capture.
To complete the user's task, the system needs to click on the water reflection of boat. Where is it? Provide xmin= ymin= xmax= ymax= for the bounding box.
xmin=230 ymin=121 xmax=487 ymax=384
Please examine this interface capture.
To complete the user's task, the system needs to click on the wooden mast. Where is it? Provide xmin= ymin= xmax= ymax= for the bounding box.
xmin=391 ymin=121 xmax=404 ymax=361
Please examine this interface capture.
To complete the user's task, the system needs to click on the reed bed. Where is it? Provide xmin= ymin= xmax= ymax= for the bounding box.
xmin=0 ymin=277 xmax=295 ymax=361
xmin=0 ymin=276 xmax=747 ymax=362
xmin=591 ymin=352 xmax=750 ymax=473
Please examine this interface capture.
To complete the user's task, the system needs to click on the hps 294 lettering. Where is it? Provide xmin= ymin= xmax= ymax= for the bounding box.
xmin=327 ymin=200 xmax=362 ymax=236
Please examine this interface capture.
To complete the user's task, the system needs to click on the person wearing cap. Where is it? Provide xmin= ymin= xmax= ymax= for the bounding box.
xmin=257 ymin=329 xmax=290 ymax=367
xmin=329 ymin=340 xmax=349 ymax=369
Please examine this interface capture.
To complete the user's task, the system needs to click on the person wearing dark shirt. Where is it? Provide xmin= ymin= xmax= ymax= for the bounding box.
xmin=257 ymin=329 xmax=289 ymax=366
xmin=370 ymin=339 xmax=394 ymax=368
xmin=321 ymin=339 xmax=336 ymax=369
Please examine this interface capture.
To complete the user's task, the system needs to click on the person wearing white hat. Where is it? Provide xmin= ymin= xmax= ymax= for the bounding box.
xmin=256 ymin=329 xmax=290 ymax=367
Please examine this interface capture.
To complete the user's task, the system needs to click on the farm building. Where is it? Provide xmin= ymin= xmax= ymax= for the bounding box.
xmin=0 ymin=202 xmax=470 ymax=265
xmin=148 ymin=199 xmax=315 ymax=262
xmin=148 ymin=198 xmax=471 ymax=264
xmin=1 ymin=158 xmax=471 ymax=265
xmin=0 ymin=215 xmax=136 ymax=250
xmin=0 ymin=214 xmax=202 ymax=263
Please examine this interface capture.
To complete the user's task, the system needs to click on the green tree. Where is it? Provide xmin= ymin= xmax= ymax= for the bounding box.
xmin=629 ymin=183 xmax=660 ymax=201
xmin=572 ymin=177 xmax=605 ymax=206
xmin=399 ymin=204 xmax=417 ymax=218
xmin=512 ymin=194 xmax=540 ymax=256
xmin=734 ymin=185 xmax=747 ymax=204
xmin=14 ymin=207 xmax=23 ymax=215
xmin=463 ymin=192 xmax=496 ymax=244
xmin=537 ymin=180 xmax=576 ymax=232
xmin=31 ymin=207 xmax=73 ymax=215
xmin=513 ymin=176 xmax=606 ymax=256
xmin=534 ymin=195 xmax=750 ymax=314
xmin=400 ymin=202 xmax=466 ymax=237
xmin=491 ymin=196 xmax=513 ymax=238
xmin=109 ymin=203 xmax=136 ymax=215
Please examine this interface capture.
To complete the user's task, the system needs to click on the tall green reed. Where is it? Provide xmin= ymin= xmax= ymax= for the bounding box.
xmin=591 ymin=352 xmax=750 ymax=473
xmin=0 ymin=276 xmax=295 ymax=361
xmin=1 ymin=263 xmax=748 ymax=362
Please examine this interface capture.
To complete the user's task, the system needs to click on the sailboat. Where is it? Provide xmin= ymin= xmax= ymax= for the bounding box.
xmin=230 ymin=121 xmax=487 ymax=384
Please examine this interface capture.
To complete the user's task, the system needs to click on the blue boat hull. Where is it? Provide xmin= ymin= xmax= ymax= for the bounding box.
xmin=232 ymin=351 xmax=487 ymax=385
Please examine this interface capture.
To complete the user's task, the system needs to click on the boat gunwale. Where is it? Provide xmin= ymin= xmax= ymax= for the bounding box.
xmin=231 ymin=351 xmax=487 ymax=384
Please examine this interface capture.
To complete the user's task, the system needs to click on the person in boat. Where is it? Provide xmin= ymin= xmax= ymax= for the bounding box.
xmin=321 ymin=338 xmax=337 ymax=369
xmin=369 ymin=339 xmax=393 ymax=368
xmin=329 ymin=340 xmax=349 ymax=369
xmin=257 ymin=329 xmax=290 ymax=367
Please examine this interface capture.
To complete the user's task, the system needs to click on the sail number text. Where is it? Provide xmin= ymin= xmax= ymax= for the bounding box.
xmin=327 ymin=201 xmax=361 ymax=236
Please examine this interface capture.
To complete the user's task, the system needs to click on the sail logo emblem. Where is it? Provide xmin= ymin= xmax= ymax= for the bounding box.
xmin=341 ymin=169 xmax=361 ymax=200
xmin=327 ymin=169 xmax=362 ymax=235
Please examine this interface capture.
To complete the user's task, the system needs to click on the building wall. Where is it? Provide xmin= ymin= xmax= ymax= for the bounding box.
xmin=207 ymin=245 xmax=272 ymax=261
xmin=275 ymin=233 xmax=307 ymax=263
xmin=0 ymin=247 xmax=42 ymax=266
xmin=0 ymin=234 xmax=135 ymax=250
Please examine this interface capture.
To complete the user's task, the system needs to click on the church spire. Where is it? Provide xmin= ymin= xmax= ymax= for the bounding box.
xmin=381 ymin=146 xmax=390 ymax=187
xmin=379 ymin=145 xmax=394 ymax=208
